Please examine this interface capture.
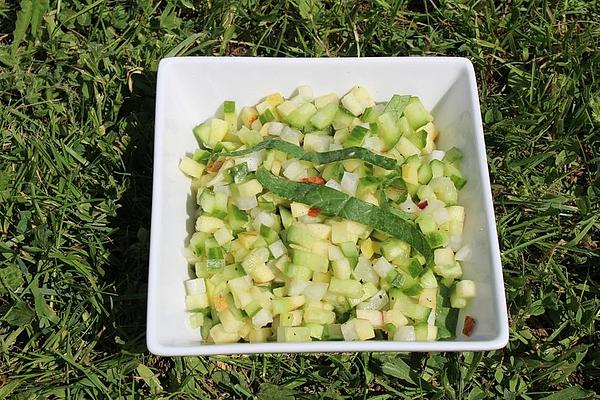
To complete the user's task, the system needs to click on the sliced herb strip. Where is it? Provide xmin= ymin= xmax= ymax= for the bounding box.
xmin=221 ymin=139 xmax=398 ymax=170
xmin=256 ymin=167 xmax=432 ymax=263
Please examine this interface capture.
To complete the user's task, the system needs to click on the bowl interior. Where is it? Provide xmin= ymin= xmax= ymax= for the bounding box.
xmin=148 ymin=57 xmax=507 ymax=355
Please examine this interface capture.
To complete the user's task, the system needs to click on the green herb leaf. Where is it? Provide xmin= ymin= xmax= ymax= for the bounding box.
xmin=222 ymin=139 xmax=398 ymax=170
xmin=435 ymin=285 xmax=459 ymax=339
xmin=256 ymin=168 xmax=432 ymax=262
xmin=383 ymin=94 xmax=411 ymax=118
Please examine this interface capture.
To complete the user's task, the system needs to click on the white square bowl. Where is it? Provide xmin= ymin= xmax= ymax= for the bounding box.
xmin=148 ymin=57 xmax=509 ymax=356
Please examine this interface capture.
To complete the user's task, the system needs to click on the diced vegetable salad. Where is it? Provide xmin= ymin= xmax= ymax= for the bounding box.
xmin=179 ymin=86 xmax=475 ymax=344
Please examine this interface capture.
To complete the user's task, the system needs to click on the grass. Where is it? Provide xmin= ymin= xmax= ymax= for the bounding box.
xmin=0 ymin=0 xmax=598 ymax=398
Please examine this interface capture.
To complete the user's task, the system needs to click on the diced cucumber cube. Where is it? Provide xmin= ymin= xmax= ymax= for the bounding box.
xmin=189 ymin=231 xmax=210 ymax=256
xmin=237 ymin=179 xmax=263 ymax=197
xmin=259 ymin=108 xmax=276 ymax=124
xmin=328 ymin=277 xmax=363 ymax=298
xmin=310 ymin=101 xmax=339 ymax=130
xmin=343 ymin=126 xmax=369 ymax=148
xmin=193 ymin=123 xmax=211 ymax=148
xmin=303 ymin=306 xmax=336 ymax=324
xmin=185 ymin=278 xmax=206 ymax=295
xmin=332 ymin=258 xmax=352 ymax=280
xmin=332 ymin=109 xmax=355 ymax=130
xmin=196 ymin=215 xmax=225 ymax=233
xmin=280 ymin=309 xmax=303 ymax=327
xmin=292 ymin=248 xmax=329 ymax=272
xmin=417 ymin=161 xmax=433 ymax=184
xmin=389 ymin=290 xmax=431 ymax=321
xmin=403 ymin=98 xmax=433 ymax=129
xmin=189 ymin=312 xmax=205 ymax=328
xmin=287 ymin=223 xmax=318 ymax=248
xmin=209 ymin=324 xmax=241 ymax=343
xmin=302 ymin=281 xmax=329 ymax=301
xmin=434 ymin=248 xmax=455 ymax=266
xmin=430 ymin=177 xmax=458 ymax=205
xmin=312 ymin=271 xmax=331 ymax=283
xmin=430 ymin=159 xmax=445 ymax=178
xmin=356 ymin=289 xmax=389 ymax=310
xmin=185 ymin=293 xmax=209 ymax=310
xmin=285 ymin=263 xmax=312 ymax=281
xmin=249 ymin=327 xmax=272 ymax=342
xmin=323 ymin=324 xmax=343 ymax=340
xmin=322 ymin=162 xmax=344 ymax=182
xmin=416 ymin=214 xmax=436 ymax=234
xmin=426 ymin=231 xmax=449 ymax=249
xmin=240 ymin=107 xmax=259 ymax=128
xmin=214 ymin=227 xmax=234 ymax=246
xmin=305 ymin=323 xmax=325 ymax=339
xmin=396 ymin=136 xmax=421 ymax=158
xmin=450 ymin=291 xmax=468 ymax=308
xmin=383 ymin=94 xmax=410 ymax=116
xmin=443 ymin=147 xmax=463 ymax=163
xmin=380 ymin=239 xmax=410 ymax=262
xmin=287 ymin=102 xmax=318 ymax=129
xmin=218 ymin=308 xmax=245 ymax=333
xmin=383 ymin=308 xmax=408 ymax=328
xmin=392 ymin=325 xmax=416 ymax=341
xmin=433 ymin=261 xmax=463 ymax=280
xmin=418 ymin=287 xmax=437 ymax=308
xmin=414 ymin=323 xmax=437 ymax=341
xmin=303 ymin=133 xmax=333 ymax=152
xmin=455 ymin=279 xmax=476 ymax=299
xmin=179 ymin=157 xmax=205 ymax=178
xmin=243 ymin=300 xmax=263 ymax=318
xmin=277 ymin=326 xmax=311 ymax=342
xmin=250 ymin=263 xmax=275 ymax=283
xmin=372 ymin=257 xmax=393 ymax=278
xmin=406 ymin=129 xmax=427 ymax=149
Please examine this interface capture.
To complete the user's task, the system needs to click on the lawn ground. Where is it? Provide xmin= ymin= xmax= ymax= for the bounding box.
xmin=0 ymin=0 xmax=599 ymax=398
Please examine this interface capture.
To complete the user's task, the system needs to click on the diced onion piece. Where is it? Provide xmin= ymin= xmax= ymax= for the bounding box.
xmin=268 ymin=122 xmax=285 ymax=135
xmin=325 ymin=179 xmax=342 ymax=191
xmin=207 ymin=159 xmax=235 ymax=186
xmin=340 ymin=320 xmax=359 ymax=341
xmin=328 ymin=143 xmax=343 ymax=151
xmin=269 ymin=240 xmax=287 ymax=258
xmin=429 ymin=150 xmax=446 ymax=161
xmin=302 ymin=282 xmax=329 ymax=301
xmin=283 ymin=160 xmax=308 ymax=181
xmin=353 ymin=256 xmax=379 ymax=284
xmin=185 ymin=278 xmax=206 ymax=295
xmin=399 ymin=196 xmax=418 ymax=214
xmin=427 ymin=309 xmax=436 ymax=326
xmin=303 ymin=133 xmax=332 ymax=152
xmin=455 ymin=245 xmax=471 ymax=261
xmin=448 ymin=234 xmax=463 ymax=251
xmin=314 ymin=93 xmax=338 ymax=109
xmin=373 ymin=257 xmax=393 ymax=278
xmin=213 ymin=184 xmax=230 ymax=196
xmin=296 ymin=85 xmax=314 ymax=101
xmin=280 ymin=126 xmax=303 ymax=146
xmin=288 ymin=279 xmax=310 ymax=296
xmin=364 ymin=136 xmax=383 ymax=153
xmin=182 ymin=247 xmax=198 ymax=264
xmin=236 ymin=196 xmax=258 ymax=210
xmin=393 ymin=325 xmax=416 ymax=341
xmin=328 ymin=245 xmax=345 ymax=261
xmin=253 ymin=211 xmax=276 ymax=230
xmin=341 ymin=171 xmax=359 ymax=196
xmin=234 ymin=150 xmax=264 ymax=172
xmin=252 ymin=309 xmax=273 ymax=328
xmin=433 ymin=207 xmax=450 ymax=225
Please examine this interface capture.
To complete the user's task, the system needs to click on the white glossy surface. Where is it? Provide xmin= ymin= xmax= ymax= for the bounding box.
xmin=148 ymin=57 xmax=508 ymax=355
